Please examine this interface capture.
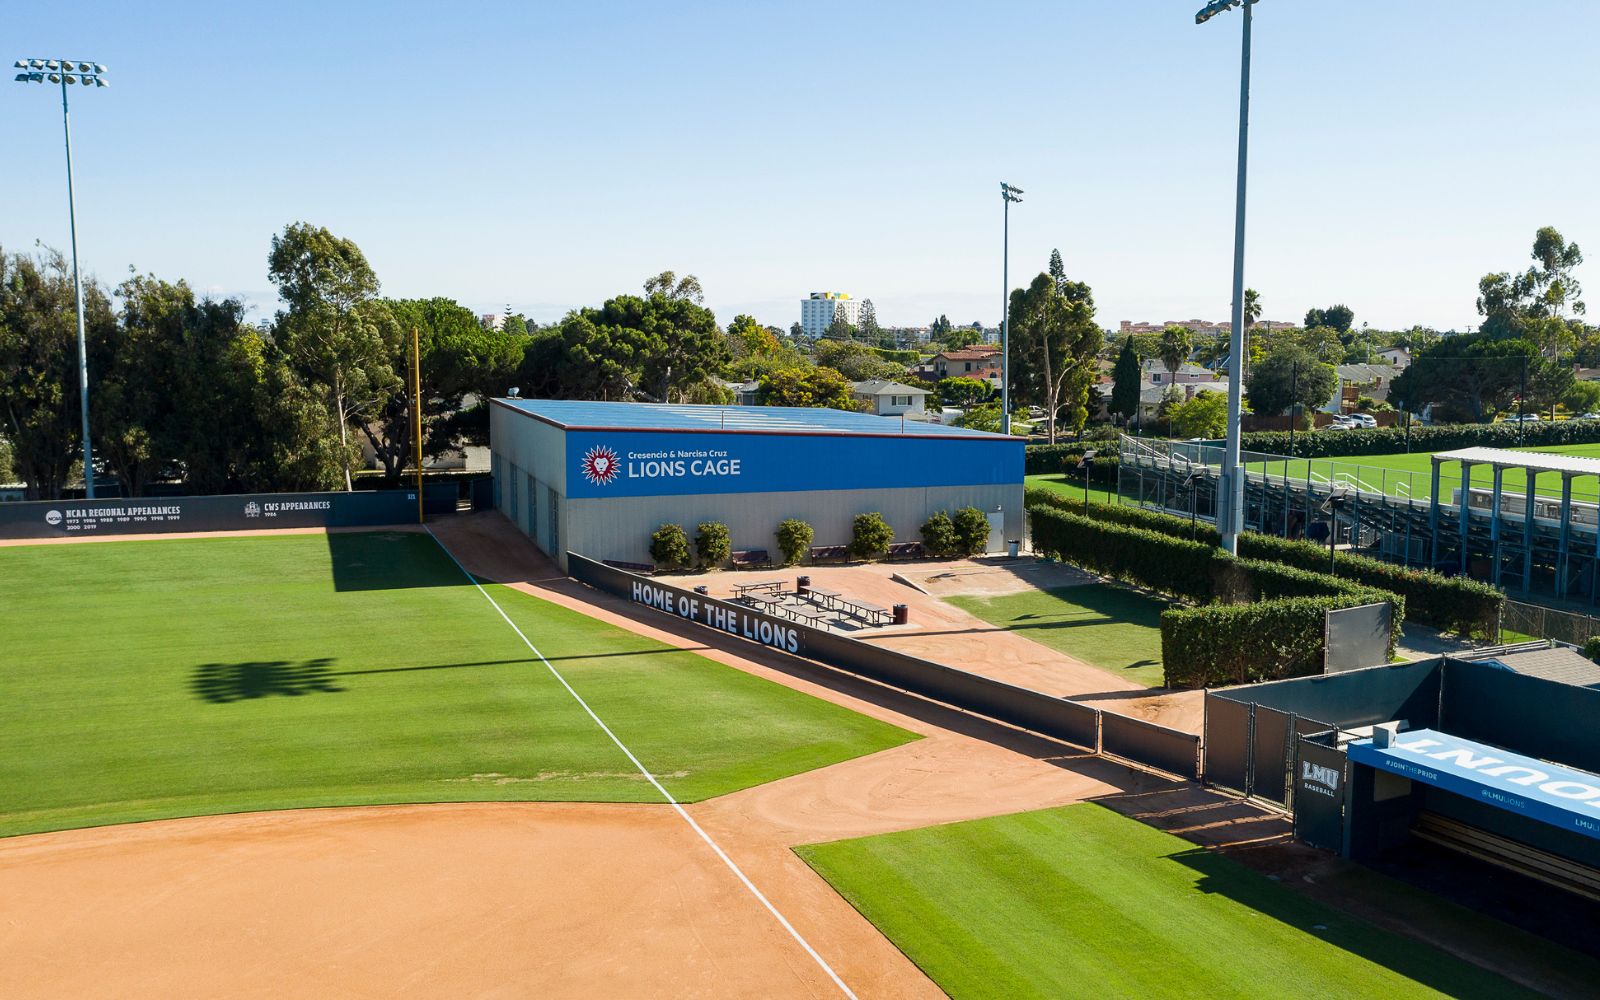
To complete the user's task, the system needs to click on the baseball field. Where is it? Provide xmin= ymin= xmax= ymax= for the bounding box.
xmin=0 ymin=529 xmax=916 ymax=837
xmin=4 ymin=518 xmax=1596 ymax=998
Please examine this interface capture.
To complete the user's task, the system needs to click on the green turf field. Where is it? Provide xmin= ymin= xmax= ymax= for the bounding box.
xmin=798 ymin=804 xmax=1556 ymax=1000
xmin=0 ymin=532 xmax=916 ymax=837
xmin=947 ymin=583 xmax=1168 ymax=687
xmin=1035 ymin=441 xmax=1600 ymax=505
xmin=1022 ymin=474 xmax=1114 ymax=505
xmin=1243 ymin=441 xmax=1600 ymax=502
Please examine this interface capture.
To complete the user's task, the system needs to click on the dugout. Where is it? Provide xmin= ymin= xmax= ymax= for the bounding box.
xmin=488 ymin=399 xmax=1024 ymax=571
xmin=1209 ymin=656 xmax=1600 ymax=903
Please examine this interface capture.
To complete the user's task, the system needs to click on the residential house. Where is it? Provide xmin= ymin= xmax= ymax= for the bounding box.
xmin=930 ymin=346 xmax=1001 ymax=380
xmin=1142 ymin=359 xmax=1217 ymax=386
xmin=1377 ymin=347 xmax=1411 ymax=369
xmin=1324 ymin=363 xmax=1399 ymax=413
xmin=1135 ymin=380 xmax=1234 ymax=426
xmin=851 ymin=379 xmax=928 ymax=417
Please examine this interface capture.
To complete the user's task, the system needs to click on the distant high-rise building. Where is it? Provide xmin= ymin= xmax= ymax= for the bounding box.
xmin=800 ymin=292 xmax=860 ymax=338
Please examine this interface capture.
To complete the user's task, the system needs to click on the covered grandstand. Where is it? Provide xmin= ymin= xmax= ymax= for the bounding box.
xmin=1117 ymin=436 xmax=1600 ymax=602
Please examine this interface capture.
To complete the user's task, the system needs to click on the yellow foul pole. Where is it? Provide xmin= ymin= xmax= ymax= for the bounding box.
xmin=411 ymin=326 xmax=424 ymax=524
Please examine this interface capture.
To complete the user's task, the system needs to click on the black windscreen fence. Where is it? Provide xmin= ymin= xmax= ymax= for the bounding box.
xmin=1440 ymin=658 xmax=1600 ymax=775
xmin=1203 ymin=694 xmax=1252 ymax=794
xmin=1101 ymin=711 xmax=1200 ymax=780
xmin=0 ymin=490 xmax=420 ymax=539
xmin=1210 ymin=659 xmax=1441 ymax=731
xmin=569 ymin=553 xmax=1198 ymax=774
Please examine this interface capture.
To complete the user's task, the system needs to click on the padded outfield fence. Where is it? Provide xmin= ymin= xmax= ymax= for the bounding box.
xmin=569 ymin=553 xmax=1201 ymax=779
xmin=0 ymin=488 xmax=445 ymax=540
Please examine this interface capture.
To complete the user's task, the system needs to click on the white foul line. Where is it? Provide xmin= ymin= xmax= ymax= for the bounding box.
xmin=426 ymin=529 xmax=858 ymax=1000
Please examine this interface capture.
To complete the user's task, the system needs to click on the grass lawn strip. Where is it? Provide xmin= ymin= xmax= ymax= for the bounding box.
xmin=798 ymin=803 xmax=1549 ymax=1000
xmin=947 ymin=583 xmax=1167 ymax=688
xmin=0 ymin=532 xmax=915 ymax=837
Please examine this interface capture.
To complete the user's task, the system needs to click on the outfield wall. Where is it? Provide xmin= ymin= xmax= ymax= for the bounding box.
xmin=0 ymin=490 xmax=421 ymax=540
xmin=569 ymin=553 xmax=1200 ymax=779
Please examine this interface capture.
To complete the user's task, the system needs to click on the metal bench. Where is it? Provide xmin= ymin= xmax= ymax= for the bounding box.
xmin=886 ymin=542 xmax=927 ymax=561
xmin=730 ymin=549 xmax=771 ymax=569
xmin=603 ymin=559 xmax=654 ymax=574
xmin=807 ymin=545 xmax=850 ymax=563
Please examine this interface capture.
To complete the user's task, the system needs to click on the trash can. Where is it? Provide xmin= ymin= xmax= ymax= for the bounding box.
xmin=693 ymin=585 xmax=709 ymax=596
xmin=1007 ymin=539 xmax=1020 ymax=558
xmin=797 ymin=575 xmax=811 ymax=594
xmin=892 ymin=604 xmax=909 ymax=625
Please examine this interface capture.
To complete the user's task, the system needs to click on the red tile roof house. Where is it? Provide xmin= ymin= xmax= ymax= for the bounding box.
xmin=930 ymin=347 xmax=1002 ymax=380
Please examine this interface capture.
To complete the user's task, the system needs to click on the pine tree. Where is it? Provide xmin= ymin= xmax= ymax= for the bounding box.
xmin=1111 ymin=337 xmax=1142 ymax=423
xmin=859 ymin=299 xmax=881 ymax=344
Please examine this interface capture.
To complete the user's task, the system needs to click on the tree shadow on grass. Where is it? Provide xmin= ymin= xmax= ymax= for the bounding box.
xmin=1165 ymin=843 xmax=1535 ymax=999
xmin=191 ymin=658 xmax=345 ymax=704
xmin=327 ymin=531 xmax=470 ymax=592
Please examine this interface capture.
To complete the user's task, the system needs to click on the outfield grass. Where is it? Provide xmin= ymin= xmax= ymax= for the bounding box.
xmin=0 ymin=532 xmax=916 ymax=837
xmin=947 ymin=583 xmax=1168 ymax=687
xmin=798 ymin=804 xmax=1550 ymax=1000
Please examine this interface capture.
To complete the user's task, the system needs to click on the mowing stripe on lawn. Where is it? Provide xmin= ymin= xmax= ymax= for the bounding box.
xmin=424 ymin=528 xmax=857 ymax=1000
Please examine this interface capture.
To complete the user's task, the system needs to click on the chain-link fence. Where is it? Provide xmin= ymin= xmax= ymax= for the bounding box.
xmin=1501 ymin=599 xmax=1600 ymax=647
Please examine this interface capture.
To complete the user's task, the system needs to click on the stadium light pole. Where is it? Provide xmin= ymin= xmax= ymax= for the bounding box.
xmin=1000 ymin=182 xmax=1023 ymax=435
xmin=1195 ymin=0 xmax=1255 ymax=554
xmin=15 ymin=58 xmax=109 ymax=498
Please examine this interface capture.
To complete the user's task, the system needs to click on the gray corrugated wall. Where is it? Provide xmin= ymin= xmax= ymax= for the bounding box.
xmin=565 ymin=484 xmax=1024 ymax=567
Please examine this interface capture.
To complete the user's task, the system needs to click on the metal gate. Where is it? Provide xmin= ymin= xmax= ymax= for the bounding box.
xmin=1204 ymin=694 xmax=1335 ymax=808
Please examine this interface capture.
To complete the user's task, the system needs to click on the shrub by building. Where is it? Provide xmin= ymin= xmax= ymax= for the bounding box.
xmin=649 ymin=523 xmax=691 ymax=571
xmin=776 ymin=518 xmax=813 ymax=566
xmin=851 ymin=512 xmax=894 ymax=560
xmin=695 ymin=521 xmax=731 ymax=568
xmin=921 ymin=511 xmax=959 ymax=558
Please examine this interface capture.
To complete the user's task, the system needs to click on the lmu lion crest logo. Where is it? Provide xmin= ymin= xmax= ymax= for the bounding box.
xmin=581 ymin=445 xmax=621 ymax=486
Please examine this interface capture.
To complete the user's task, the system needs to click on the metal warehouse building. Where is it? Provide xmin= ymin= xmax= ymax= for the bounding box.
xmin=489 ymin=399 xmax=1024 ymax=570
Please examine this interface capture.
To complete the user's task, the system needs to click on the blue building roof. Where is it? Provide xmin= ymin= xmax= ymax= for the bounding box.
xmin=495 ymin=398 xmax=1019 ymax=441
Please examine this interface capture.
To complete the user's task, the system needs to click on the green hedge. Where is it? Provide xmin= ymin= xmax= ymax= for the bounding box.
xmin=1024 ymin=442 xmax=1120 ymax=475
xmin=1027 ymin=506 xmax=1219 ymax=604
xmin=1239 ymin=419 xmax=1600 ymax=459
xmin=1028 ymin=504 xmax=1403 ymax=688
xmin=1024 ymin=486 xmax=1500 ymax=639
xmin=1162 ymin=598 xmax=1357 ymax=688
xmin=1234 ymin=532 xmax=1497 ymax=640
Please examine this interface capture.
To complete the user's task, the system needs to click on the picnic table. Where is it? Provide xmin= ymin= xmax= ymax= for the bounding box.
xmin=742 ymin=590 xmax=786 ymax=613
xmin=846 ymin=600 xmax=892 ymax=626
xmin=733 ymin=580 xmax=785 ymax=598
xmin=787 ymin=604 xmax=829 ymax=628
xmin=804 ymin=585 xmax=842 ymax=609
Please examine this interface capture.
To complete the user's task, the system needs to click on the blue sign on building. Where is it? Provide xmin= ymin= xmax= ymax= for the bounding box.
xmin=1348 ymin=729 xmax=1600 ymax=841
xmin=563 ymin=429 xmax=1022 ymax=499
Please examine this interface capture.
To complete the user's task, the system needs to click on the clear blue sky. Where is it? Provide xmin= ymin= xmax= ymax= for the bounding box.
xmin=5 ymin=1 xmax=1597 ymax=334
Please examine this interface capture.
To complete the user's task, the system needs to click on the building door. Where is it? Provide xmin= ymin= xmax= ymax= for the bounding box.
xmin=509 ymin=464 xmax=519 ymax=520
xmin=985 ymin=511 xmax=1004 ymax=553
xmin=547 ymin=488 xmax=560 ymax=556
xmin=527 ymin=474 xmax=537 ymax=539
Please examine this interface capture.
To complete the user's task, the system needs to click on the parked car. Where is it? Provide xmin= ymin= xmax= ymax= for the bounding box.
xmin=1323 ymin=418 xmax=1354 ymax=431
xmin=1579 ymin=413 xmax=1600 ymax=421
xmin=1503 ymin=413 xmax=1543 ymax=423
xmin=1347 ymin=413 xmax=1378 ymax=429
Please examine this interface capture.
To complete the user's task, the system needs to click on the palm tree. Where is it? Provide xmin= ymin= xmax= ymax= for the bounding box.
xmin=1240 ymin=288 xmax=1262 ymax=381
xmin=1158 ymin=324 xmax=1193 ymax=379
